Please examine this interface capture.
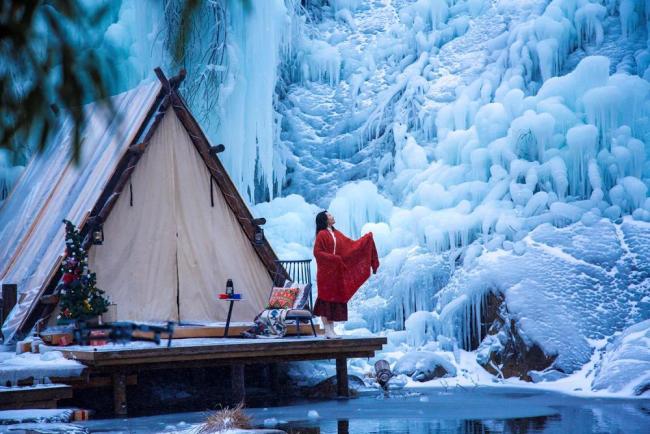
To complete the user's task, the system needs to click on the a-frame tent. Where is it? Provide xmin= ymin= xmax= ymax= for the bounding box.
xmin=0 ymin=69 xmax=285 ymax=342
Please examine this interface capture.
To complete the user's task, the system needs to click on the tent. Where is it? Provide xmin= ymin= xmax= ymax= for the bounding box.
xmin=0 ymin=70 xmax=283 ymax=342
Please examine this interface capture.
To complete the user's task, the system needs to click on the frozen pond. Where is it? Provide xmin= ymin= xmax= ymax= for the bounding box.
xmin=74 ymin=387 xmax=649 ymax=434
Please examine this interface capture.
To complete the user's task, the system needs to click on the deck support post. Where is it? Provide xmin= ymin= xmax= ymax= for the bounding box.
xmin=231 ymin=363 xmax=245 ymax=405
xmin=337 ymin=419 xmax=350 ymax=434
xmin=112 ymin=372 xmax=128 ymax=416
xmin=269 ymin=363 xmax=281 ymax=393
xmin=336 ymin=357 xmax=349 ymax=398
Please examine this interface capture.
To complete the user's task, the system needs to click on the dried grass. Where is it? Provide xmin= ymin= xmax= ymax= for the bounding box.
xmin=197 ymin=402 xmax=252 ymax=433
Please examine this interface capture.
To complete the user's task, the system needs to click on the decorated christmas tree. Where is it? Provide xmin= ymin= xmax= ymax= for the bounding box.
xmin=58 ymin=219 xmax=110 ymax=322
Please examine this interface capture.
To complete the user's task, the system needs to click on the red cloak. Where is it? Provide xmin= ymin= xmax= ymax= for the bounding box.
xmin=314 ymin=229 xmax=379 ymax=303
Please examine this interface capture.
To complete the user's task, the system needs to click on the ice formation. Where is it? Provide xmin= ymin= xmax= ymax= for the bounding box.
xmin=3 ymin=0 xmax=650 ymax=394
xmin=592 ymin=319 xmax=650 ymax=395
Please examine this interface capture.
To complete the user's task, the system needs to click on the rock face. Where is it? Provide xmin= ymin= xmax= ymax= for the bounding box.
xmin=393 ymin=351 xmax=457 ymax=382
xmin=476 ymin=292 xmax=556 ymax=381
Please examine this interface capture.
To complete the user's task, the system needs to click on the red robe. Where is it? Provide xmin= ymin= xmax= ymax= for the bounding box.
xmin=314 ymin=229 xmax=380 ymax=303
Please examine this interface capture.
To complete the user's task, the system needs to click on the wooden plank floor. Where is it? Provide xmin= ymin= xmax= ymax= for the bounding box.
xmin=52 ymin=336 xmax=386 ymax=368
xmin=132 ymin=322 xmax=322 ymax=340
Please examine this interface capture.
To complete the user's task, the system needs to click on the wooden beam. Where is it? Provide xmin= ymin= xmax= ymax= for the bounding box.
xmin=210 ymin=144 xmax=225 ymax=154
xmin=0 ymin=384 xmax=72 ymax=410
xmin=154 ymin=67 xmax=171 ymax=92
xmin=1 ymin=284 xmax=17 ymax=327
xmin=38 ymin=294 xmax=59 ymax=305
xmin=231 ymin=363 xmax=245 ymax=405
xmin=73 ymin=350 xmax=378 ymax=373
xmin=336 ymin=357 xmax=349 ymax=398
xmin=269 ymin=363 xmax=281 ymax=393
xmin=56 ymin=337 xmax=386 ymax=363
xmin=128 ymin=142 xmax=147 ymax=155
xmin=112 ymin=372 xmax=128 ymax=416
xmin=168 ymin=69 xmax=187 ymax=90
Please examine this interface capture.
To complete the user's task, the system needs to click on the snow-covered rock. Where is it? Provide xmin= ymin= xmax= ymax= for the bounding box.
xmin=439 ymin=219 xmax=650 ymax=375
xmin=592 ymin=320 xmax=650 ymax=396
xmin=393 ymin=351 xmax=457 ymax=382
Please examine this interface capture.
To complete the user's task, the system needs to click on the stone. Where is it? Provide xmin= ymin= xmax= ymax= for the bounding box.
xmin=394 ymin=351 xmax=456 ymax=382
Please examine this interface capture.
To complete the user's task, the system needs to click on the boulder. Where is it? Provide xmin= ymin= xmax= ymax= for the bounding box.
xmin=476 ymin=292 xmax=556 ymax=381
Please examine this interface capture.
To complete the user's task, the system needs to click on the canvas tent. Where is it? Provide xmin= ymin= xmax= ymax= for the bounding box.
xmin=0 ymin=70 xmax=283 ymax=342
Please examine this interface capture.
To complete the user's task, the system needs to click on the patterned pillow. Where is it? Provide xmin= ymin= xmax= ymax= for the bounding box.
xmin=283 ymin=280 xmax=312 ymax=309
xmin=268 ymin=287 xmax=299 ymax=309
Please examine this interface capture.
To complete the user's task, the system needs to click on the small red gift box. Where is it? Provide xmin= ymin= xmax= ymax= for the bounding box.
xmin=89 ymin=329 xmax=109 ymax=346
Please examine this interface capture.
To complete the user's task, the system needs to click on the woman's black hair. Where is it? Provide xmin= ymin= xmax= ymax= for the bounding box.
xmin=315 ymin=210 xmax=329 ymax=236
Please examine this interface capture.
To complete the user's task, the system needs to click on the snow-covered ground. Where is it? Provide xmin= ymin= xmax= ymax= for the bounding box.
xmin=2 ymin=0 xmax=650 ymax=399
xmin=0 ymin=349 xmax=84 ymax=386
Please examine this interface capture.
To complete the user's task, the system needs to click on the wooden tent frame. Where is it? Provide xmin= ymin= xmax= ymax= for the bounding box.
xmin=11 ymin=68 xmax=288 ymax=340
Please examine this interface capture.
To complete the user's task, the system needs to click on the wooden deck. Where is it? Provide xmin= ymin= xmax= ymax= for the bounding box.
xmin=48 ymin=336 xmax=386 ymax=415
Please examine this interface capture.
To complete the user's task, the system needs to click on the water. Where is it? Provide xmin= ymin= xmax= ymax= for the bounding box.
xmin=77 ymin=387 xmax=649 ymax=433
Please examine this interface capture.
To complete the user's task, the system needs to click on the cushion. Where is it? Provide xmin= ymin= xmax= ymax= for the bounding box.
xmin=285 ymin=309 xmax=312 ymax=319
xmin=284 ymin=281 xmax=312 ymax=309
xmin=267 ymin=287 xmax=299 ymax=309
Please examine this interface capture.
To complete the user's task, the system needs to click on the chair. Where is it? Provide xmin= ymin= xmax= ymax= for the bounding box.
xmin=272 ymin=259 xmax=317 ymax=337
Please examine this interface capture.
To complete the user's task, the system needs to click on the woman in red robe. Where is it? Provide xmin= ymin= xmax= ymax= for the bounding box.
xmin=313 ymin=211 xmax=379 ymax=338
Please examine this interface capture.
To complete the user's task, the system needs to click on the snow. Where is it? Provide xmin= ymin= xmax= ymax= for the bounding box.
xmin=0 ymin=351 xmax=84 ymax=385
xmin=2 ymin=422 xmax=87 ymax=433
xmin=393 ymin=351 xmax=457 ymax=381
xmin=592 ymin=319 xmax=650 ymax=395
xmin=0 ymin=409 xmax=74 ymax=424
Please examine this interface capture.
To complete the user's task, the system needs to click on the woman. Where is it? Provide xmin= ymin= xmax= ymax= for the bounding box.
xmin=313 ymin=211 xmax=379 ymax=339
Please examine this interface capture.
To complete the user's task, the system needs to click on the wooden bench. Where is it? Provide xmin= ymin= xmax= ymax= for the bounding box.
xmin=0 ymin=384 xmax=72 ymax=410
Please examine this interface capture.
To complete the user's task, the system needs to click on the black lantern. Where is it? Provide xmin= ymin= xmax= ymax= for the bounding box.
xmin=252 ymin=218 xmax=266 ymax=246
xmin=226 ymin=279 xmax=234 ymax=296
xmin=254 ymin=226 xmax=264 ymax=246
xmin=92 ymin=223 xmax=104 ymax=245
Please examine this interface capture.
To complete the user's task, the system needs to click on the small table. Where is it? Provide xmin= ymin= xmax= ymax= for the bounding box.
xmin=219 ymin=297 xmax=244 ymax=337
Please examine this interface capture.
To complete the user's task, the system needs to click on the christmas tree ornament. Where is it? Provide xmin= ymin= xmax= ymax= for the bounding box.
xmin=57 ymin=220 xmax=110 ymax=323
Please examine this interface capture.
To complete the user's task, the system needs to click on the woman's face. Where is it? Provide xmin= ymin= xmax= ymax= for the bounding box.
xmin=327 ymin=212 xmax=336 ymax=226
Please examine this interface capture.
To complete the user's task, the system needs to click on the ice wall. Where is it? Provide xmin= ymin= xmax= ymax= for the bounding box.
xmin=1 ymin=0 xmax=296 ymax=205
xmin=210 ymin=0 xmax=291 ymax=202
xmin=257 ymin=0 xmax=650 ymax=382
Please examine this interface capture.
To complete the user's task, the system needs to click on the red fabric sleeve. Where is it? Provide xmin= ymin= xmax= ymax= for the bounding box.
xmin=314 ymin=229 xmax=380 ymax=304
xmin=313 ymin=230 xmax=345 ymax=303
